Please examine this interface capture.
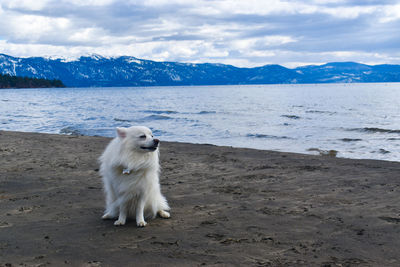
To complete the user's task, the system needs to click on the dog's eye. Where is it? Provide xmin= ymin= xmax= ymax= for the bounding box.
xmin=139 ymin=135 xmax=146 ymax=139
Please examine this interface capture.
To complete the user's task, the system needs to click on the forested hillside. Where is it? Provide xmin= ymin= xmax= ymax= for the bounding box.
xmin=0 ymin=73 xmax=65 ymax=88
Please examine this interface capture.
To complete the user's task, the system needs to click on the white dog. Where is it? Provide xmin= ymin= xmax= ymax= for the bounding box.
xmin=99 ymin=126 xmax=170 ymax=227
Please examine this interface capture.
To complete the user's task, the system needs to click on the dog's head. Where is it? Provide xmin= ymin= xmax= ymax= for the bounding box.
xmin=116 ymin=126 xmax=159 ymax=153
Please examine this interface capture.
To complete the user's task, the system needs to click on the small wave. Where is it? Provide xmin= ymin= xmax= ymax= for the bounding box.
xmin=281 ymin=115 xmax=301 ymax=120
xmin=114 ymin=118 xmax=133 ymax=122
xmin=339 ymin=138 xmax=362 ymax=142
xmin=198 ymin=111 xmax=217 ymax=115
xmin=84 ymin=117 xmax=98 ymax=121
xmin=143 ymin=115 xmax=173 ymax=121
xmin=306 ymin=110 xmax=336 ymax=115
xmin=349 ymin=127 xmax=400 ymax=134
xmin=60 ymin=127 xmax=83 ymax=136
xmin=151 ymin=129 xmax=169 ymax=136
xmin=246 ymin=133 xmax=291 ymax=139
xmin=13 ymin=114 xmax=34 ymax=118
xmin=307 ymin=148 xmax=338 ymax=157
xmin=142 ymin=110 xmax=179 ymax=114
xmin=375 ymin=149 xmax=391 ymax=154
xmin=1 ymin=119 xmax=12 ymax=125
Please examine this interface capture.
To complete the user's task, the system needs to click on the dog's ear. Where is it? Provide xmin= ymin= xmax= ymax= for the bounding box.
xmin=116 ymin=127 xmax=127 ymax=139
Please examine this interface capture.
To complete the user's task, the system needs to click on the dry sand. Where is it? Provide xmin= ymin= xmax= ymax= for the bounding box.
xmin=0 ymin=131 xmax=400 ymax=266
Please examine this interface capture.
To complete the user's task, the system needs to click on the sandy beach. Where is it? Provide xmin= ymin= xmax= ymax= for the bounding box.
xmin=1 ymin=131 xmax=400 ymax=266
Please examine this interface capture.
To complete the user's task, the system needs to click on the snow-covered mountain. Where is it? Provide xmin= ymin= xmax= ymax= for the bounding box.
xmin=1 ymin=54 xmax=399 ymax=87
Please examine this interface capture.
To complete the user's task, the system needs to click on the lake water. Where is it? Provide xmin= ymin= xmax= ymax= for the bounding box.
xmin=1 ymin=83 xmax=399 ymax=161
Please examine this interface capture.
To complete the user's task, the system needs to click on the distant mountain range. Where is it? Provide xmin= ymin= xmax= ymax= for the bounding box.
xmin=1 ymin=53 xmax=400 ymax=87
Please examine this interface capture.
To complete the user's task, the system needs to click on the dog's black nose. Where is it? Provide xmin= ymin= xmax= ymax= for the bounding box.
xmin=154 ymin=139 xmax=160 ymax=145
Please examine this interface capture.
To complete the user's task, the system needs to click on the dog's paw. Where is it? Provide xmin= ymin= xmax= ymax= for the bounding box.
xmin=137 ymin=221 xmax=147 ymax=227
xmin=114 ymin=219 xmax=126 ymax=226
xmin=102 ymin=213 xmax=114 ymax=220
xmin=158 ymin=210 xmax=170 ymax=219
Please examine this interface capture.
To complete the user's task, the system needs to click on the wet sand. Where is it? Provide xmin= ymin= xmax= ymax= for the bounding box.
xmin=1 ymin=131 xmax=400 ymax=266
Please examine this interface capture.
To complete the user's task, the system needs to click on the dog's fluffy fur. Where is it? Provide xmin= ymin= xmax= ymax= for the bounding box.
xmin=99 ymin=126 xmax=170 ymax=227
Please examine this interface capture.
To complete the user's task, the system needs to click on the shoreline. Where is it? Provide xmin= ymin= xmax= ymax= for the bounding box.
xmin=3 ymin=129 xmax=399 ymax=163
xmin=1 ymin=131 xmax=400 ymax=266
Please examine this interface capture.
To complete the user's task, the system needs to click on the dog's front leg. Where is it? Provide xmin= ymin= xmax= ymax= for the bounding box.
xmin=136 ymin=197 xmax=147 ymax=227
xmin=114 ymin=198 xmax=128 ymax=226
xmin=102 ymin=201 xmax=118 ymax=220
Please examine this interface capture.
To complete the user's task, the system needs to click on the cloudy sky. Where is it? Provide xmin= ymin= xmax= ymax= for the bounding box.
xmin=0 ymin=0 xmax=400 ymax=68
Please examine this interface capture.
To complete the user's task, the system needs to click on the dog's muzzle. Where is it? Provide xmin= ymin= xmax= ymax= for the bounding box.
xmin=140 ymin=139 xmax=159 ymax=151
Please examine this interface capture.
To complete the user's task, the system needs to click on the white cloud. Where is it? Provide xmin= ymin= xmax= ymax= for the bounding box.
xmin=68 ymin=27 xmax=107 ymax=45
xmin=1 ymin=0 xmax=51 ymax=11
xmin=7 ymin=15 xmax=71 ymax=43
xmin=67 ymin=0 xmax=115 ymax=6
xmin=231 ymin=36 xmax=296 ymax=54
xmin=320 ymin=5 xmax=376 ymax=19
xmin=380 ymin=4 xmax=400 ymax=23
